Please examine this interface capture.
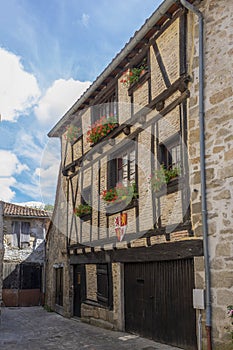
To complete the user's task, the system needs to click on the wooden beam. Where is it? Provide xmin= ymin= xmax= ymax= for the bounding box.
xmin=69 ymin=239 xmax=203 ymax=264
xmin=152 ymin=41 xmax=171 ymax=88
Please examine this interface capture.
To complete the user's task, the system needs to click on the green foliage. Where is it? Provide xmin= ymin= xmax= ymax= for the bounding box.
xmin=44 ymin=304 xmax=53 ymax=312
xmin=65 ymin=125 xmax=81 ymax=143
xmin=86 ymin=115 xmax=118 ymax=144
xmin=101 ymin=182 xmax=137 ymax=204
xmin=44 ymin=204 xmax=54 ymax=211
xmin=120 ymin=58 xmax=147 ymax=87
xmin=74 ymin=203 xmax=92 ymax=217
xmin=150 ymin=165 xmax=180 ymax=192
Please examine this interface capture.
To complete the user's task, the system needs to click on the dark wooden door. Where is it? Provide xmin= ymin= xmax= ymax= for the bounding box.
xmin=73 ymin=265 xmax=85 ymax=317
xmin=124 ymin=259 xmax=197 ymax=350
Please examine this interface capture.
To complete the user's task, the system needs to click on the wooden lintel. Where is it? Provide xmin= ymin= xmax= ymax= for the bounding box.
xmin=69 ymin=239 xmax=203 ymax=264
xmin=148 ymin=74 xmax=191 ymax=110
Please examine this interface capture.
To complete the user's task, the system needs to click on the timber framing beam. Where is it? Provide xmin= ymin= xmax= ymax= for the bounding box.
xmin=69 ymin=239 xmax=203 ymax=264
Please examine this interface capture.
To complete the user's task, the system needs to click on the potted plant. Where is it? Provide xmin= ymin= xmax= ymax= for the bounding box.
xmin=86 ymin=115 xmax=118 ymax=145
xmin=74 ymin=203 xmax=92 ymax=217
xmin=101 ymin=182 xmax=137 ymax=214
xmin=149 ymin=165 xmax=180 ymax=192
xmin=65 ymin=125 xmax=81 ymax=143
xmin=120 ymin=61 xmax=147 ymax=87
xmin=101 ymin=182 xmax=137 ymax=206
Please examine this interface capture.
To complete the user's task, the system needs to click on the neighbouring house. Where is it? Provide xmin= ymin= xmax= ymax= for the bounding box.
xmin=45 ymin=0 xmax=233 ymax=349
xmin=0 ymin=201 xmax=50 ymax=307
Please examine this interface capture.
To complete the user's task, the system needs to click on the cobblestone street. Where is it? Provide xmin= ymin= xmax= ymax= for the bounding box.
xmin=0 ymin=307 xmax=182 ymax=350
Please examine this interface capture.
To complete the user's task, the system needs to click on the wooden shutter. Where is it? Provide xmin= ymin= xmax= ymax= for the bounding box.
xmin=97 ymin=264 xmax=109 ymax=306
xmin=107 ymin=159 xmax=117 ymax=189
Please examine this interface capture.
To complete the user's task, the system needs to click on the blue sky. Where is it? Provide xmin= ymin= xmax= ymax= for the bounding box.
xmin=0 ymin=0 xmax=163 ymax=206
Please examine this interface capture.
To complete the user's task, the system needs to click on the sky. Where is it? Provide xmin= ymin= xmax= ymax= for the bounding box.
xmin=0 ymin=0 xmax=163 ymax=207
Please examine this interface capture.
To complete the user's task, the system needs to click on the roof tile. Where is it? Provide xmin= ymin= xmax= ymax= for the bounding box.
xmin=2 ymin=202 xmax=50 ymax=218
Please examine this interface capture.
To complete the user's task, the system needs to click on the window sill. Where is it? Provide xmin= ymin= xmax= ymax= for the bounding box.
xmin=83 ymin=299 xmax=111 ymax=310
xmin=89 ymin=123 xmax=119 ymax=147
xmin=153 ymin=177 xmax=183 ymax=197
xmin=77 ymin=213 xmax=92 ymax=221
xmin=106 ymin=198 xmax=138 ymax=216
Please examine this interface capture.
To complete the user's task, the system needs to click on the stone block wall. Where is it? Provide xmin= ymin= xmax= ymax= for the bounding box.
xmin=81 ymin=263 xmax=123 ymax=331
xmin=187 ymin=0 xmax=233 ymax=347
xmin=45 ymin=174 xmax=71 ymax=317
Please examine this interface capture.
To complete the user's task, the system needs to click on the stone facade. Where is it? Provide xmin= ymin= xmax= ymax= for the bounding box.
xmin=45 ymin=171 xmax=71 ymax=317
xmin=1 ymin=201 xmax=50 ymax=306
xmin=187 ymin=1 xmax=233 ymax=348
xmin=46 ymin=1 xmax=233 ymax=349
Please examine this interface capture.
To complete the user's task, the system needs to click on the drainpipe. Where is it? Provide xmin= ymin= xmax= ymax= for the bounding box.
xmin=179 ymin=1 xmax=212 ymax=349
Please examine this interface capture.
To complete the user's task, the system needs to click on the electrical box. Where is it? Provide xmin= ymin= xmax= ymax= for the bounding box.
xmin=193 ymin=289 xmax=205 ymax=310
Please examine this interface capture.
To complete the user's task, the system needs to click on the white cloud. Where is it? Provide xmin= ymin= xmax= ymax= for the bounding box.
xmin=0 ymin=177 xmax=16 ymax=202
xmin=14 ymin=131 xmax=44 ymax=164
xmin=14 ymin=201 xmax=45 ymax=209
xmin=0 ymin=150 xmax=29 ymax=177
xmin=34 ymin=78 xmax=91 ymax=127
xmin=0 ymin=47 xmax=41 ymax=122
xmin=82 ymin=13 xmax=90 ymax=27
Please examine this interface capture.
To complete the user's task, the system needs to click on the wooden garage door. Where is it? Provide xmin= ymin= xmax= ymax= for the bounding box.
xmin=124 ymin=259 xmax=197 ymax=350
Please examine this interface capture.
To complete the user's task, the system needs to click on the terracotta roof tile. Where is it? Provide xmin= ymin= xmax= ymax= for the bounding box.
xmin=2 ymin=202 xmax=50 ymax=218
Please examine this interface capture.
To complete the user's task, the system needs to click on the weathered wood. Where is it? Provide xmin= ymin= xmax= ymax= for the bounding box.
xmin=62 ymin=87 xmax=190 ymax=173
xmin=179 ymin=11 xmax=187 ymax=76
xmin=69 ymin=239 xmax=203 ymax=264
xmin=153 ymin=41 xmax=171 ymax=88
xmin=148 ymin=74 xmax=191 ymax=111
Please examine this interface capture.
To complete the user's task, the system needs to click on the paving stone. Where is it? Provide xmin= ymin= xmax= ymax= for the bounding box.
xmin=0 ymin=307 xmax=182 ymax=350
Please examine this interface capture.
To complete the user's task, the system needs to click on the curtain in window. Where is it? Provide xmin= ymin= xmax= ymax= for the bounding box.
xmin=12 ymin=221 xmax=20 ymax=247
xmin=20 ymin=222 xmax=30 ymax=244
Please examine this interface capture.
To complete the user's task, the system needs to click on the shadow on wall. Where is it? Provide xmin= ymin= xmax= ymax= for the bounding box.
xmin=2 ymin=242 xmax=45 ymax=307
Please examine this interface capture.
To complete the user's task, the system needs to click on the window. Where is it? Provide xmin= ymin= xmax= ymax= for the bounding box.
xmin=108 ymin=147 xmax=136 ymax=189
xmin=55 ymin=267 xmax=63 ymax=306
xmin=92 ymin=90 xmax=117 ymax=124
xmin=85 ymin=263 xmax=113 ymax=308
xmin=96 ymin=264 xmax=112 ymax=308
xmin=160 ymin=135 xmax=181 ymax=170
xmin=11 ymin=221 xmax=30 ymax=248
xmin=81 ymin=186 xmax=91 ymax=206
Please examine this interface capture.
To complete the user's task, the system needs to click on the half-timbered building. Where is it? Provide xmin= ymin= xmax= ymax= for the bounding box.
xmin=46 ymin=0 xmax=233 ymax=349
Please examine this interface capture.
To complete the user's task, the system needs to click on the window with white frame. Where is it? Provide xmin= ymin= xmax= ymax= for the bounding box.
xmin=108 ymin=146 xmax=136 ymax=189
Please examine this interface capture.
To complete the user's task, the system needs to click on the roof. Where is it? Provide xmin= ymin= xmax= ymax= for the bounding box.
xmin=2 ymin=201 xmax=50 ymax=218
xmin=48 ymin=0 xmax=186 ymax=138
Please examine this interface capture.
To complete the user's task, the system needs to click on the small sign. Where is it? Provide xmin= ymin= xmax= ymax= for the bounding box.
xmin=115 ymin=213 xmax=127 ymax=242
xmin=193 ymin=289 xmax=205 ymax=309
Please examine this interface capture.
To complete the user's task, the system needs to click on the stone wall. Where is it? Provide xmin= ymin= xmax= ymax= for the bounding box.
xmin=3 ymin=217 xmax=47 ymax=264
xmin=45 ymin=172 xmax=71 ymax=317
xmin=187 ymin=0 xmax=233 ymax=347
xmin=81 ymin=263 xmax=123 ymax=330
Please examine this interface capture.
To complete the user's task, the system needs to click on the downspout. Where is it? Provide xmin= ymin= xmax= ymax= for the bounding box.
xmin=179 ymin=1 xmax=212 ymax=349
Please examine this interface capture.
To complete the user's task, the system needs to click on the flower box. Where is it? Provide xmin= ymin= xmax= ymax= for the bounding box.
xmin=65 ymin=125 xmax=82 ymax=144
xmin=74 ymin=204 xmax=92 ymax=220
xmin=101 ymin=183 xmax=138 ymax=214
xmin=86 ymin=115 xmax=118 ymax=145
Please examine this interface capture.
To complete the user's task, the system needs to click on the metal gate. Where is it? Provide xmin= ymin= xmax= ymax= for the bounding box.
xmin=3 ymin=263 xmax=43 ymax=306
xmin=124 ymin=259 xmax=197 ymax=350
